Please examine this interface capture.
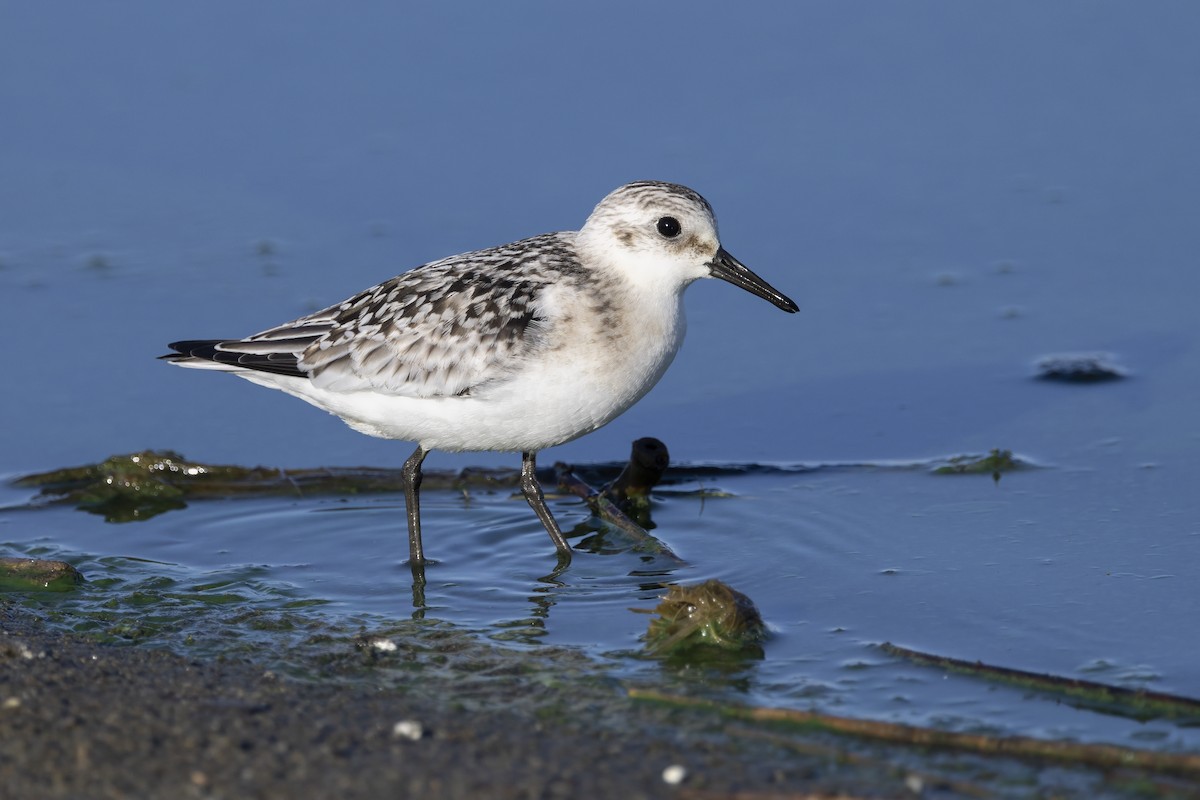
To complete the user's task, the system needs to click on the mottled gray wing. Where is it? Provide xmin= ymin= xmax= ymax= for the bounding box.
xmin=234 ymin=233 xmax=582 ymax=398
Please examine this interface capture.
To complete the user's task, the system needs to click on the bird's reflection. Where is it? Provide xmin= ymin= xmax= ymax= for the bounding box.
xmin=402 ymin=517 xmax=682 ymax=635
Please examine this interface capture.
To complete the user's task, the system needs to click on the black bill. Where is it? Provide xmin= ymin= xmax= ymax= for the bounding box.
xmin=708 ymin=248 xmax=798 ymax=313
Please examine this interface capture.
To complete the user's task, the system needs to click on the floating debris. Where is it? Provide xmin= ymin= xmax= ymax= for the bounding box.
xmin=998 ymin=305 xmax=1025 ymax=319
xmin=83 ymin=253 xmax=115 ymax=274
xmin=0 ymin=557 xmax=83 ymax=592
xmin=880 ymin=642 xmax=1200 ymax=724
xmin=931 ymin=449 xmax=1024 ymax=483
xmin=15 ymin=451 xmax=197 ymax=522
xmin=12 ymin=450 xmax=526 ymax=522
xmin=253 ymin=238 xmax=278 ymax=258
xmin=1034 ymin=352 xmax=1128 ymax=382
xmin=602 ymin=437 xmax=670 ymax=524
xmin=628 ymin=688 xmax=1200 ymax=777
xmin=10 ymin=450 xmax=827 ymax=527
xmin=643 ymin=579 xmax=767 ymax=656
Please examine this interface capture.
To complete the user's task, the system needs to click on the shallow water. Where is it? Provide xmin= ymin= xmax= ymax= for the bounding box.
xmin=5 ymin=455 xmax=1198 ymax=753
xmin=2 ymin=0 xmax=1200 ymax=765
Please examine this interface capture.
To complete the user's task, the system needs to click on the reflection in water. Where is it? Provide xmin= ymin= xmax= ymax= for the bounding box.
xmin=403 ymin=521 xmax=670 ymax=641
xmin=408 ymin=561 xmax=427 ymax=617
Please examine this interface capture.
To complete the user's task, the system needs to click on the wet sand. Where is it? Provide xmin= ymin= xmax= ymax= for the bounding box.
xmin=0 ymin=603 xmax=885 ymax=799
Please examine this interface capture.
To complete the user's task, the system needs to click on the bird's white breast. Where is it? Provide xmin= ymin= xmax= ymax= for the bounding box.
xmin=246 ymin=268 xmax=688 ymax=453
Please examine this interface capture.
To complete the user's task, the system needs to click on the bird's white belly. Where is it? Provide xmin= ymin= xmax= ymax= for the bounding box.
xmin=243 ymin=294 xmax=687 ymax=453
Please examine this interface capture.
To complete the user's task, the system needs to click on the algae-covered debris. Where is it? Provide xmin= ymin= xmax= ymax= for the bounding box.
xmin=555 ymin=457 xmax=685 ymax=564
xmin=13 ymin=450 xmax=526 ymax=523
xmin=932 ymin=449 xmax=1023 ymax=483
xmin=643 ymin=579 xmax=767 ymax=656
xmin=0 ymin=557 xmax=83 ymax=592
xmin=880 ymin=642 xmax=1200 ymax=724
xmin=628 ymin=688 xmax=1200 ymax=779
xmin=14 ymin=451 xmax=199 ymax=522
xmin=1034 ymin=352 xmax=1128 ymax=382
xmin=15 ymin=451 xmax=231 ymax=522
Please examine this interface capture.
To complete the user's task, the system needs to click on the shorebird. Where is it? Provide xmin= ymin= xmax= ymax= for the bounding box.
xmin=163 ymin=181 xmax=797 ymax=566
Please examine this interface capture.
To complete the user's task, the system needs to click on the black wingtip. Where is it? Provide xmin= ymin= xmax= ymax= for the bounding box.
xmin=160 ymin=339 xmax=308 ymax=378
xmin=160 ymin=339 xmax=224 ymax=362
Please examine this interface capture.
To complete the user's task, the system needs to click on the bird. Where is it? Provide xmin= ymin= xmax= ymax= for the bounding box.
xmin=163 ymin=180 xmax=797 ymax=567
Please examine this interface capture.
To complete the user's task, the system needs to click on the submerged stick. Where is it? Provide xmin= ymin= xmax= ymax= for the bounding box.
xmin=628 ymin=688 xmax=1200 ymax=777
xmin=555 ymin=460 xmax=685 ymax=564
xmin=880 ymin=642 xmax=1200 ymax=722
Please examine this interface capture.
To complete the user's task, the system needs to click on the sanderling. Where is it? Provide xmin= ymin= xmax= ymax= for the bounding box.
xmin=163 ymin=181 xmax=797 ymax=566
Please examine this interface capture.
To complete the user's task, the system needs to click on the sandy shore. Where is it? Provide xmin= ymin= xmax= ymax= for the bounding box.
xmin=0 ymin=602 xmax=892 ymax=799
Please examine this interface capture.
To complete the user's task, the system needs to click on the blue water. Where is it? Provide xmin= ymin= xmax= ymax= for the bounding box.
xmin=3 ymin=1 xmax=1199 ymax=754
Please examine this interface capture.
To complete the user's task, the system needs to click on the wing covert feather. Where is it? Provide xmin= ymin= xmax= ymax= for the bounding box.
xmin=242 ymin=233 xmax=583 ymax=398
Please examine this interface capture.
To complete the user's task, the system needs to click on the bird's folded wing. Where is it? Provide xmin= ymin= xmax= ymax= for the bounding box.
xmin=230 ymin=236 xmax=579 ymax=398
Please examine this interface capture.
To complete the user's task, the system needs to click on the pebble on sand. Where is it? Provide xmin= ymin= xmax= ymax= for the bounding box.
xmin=661 ymin=764 xmax=687 ymax=785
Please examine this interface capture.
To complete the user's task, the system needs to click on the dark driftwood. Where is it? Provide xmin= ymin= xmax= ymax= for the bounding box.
xmin=554 ymin=463 xmax=685 ymax=564
xmin=881 ymin=642 xmax=1200 ymax=722
xmin=10 ymin=447 xmax=690 ymax=540
xmin=628 ymin=689 xmax=1200 ymax=777
xmin=603 ymin=437 xmax=670 ymax=507
xmin=10 ymin=451 xmax=530 ymax=522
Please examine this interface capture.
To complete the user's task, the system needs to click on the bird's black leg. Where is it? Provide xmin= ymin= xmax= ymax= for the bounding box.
xmin=520 ymin=451 xmax=572 ymax=564
xmin=402 ymin=445 xmax=429 ymax=566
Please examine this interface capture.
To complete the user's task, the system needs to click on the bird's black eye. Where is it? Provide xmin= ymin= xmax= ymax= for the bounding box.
xmin=656 ymin=216 xmax=682 ymax=238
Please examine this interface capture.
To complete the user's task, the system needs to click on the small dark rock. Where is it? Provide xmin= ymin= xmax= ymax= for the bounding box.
xmin=1034 ymin=352 xmax=1128 ymax=383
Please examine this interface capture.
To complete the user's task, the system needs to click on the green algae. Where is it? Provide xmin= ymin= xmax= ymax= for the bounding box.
xmin=12 ymin=449 xmax=1046 ymax=526
xmin=642 ymin=579 xmax=767 ymax=657
xmin=0 ymin=557 xmax=84 ymax=592
xmin=12 ymin=450 xmax=527 ymax=522
xmin=931 ymin=448 xmax=1023 ymax=482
